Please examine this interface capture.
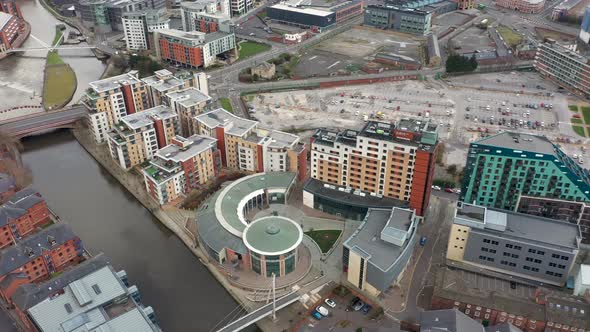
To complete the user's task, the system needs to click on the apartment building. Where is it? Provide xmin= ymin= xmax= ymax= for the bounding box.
xmin=122 ymin=9 xmax=169 ymax=50
xmin=194 ymin=12 xmax=232 ymax=33
xmin=85 ymin=71 xmax=150 ymax=143
xmin=194 ymin=108 xmax=307 ymax=181
xmin=0 ymin=188 xmax=50 ymax=249
xmin=164 ymin=87 xmax=211 ymax=136
xmin=534 ymin=40 xmax=590 ymax=98
xmin=10 ymin=254 xmax=161 ymax=332
xmin=108 ymin=106 xmax=179 ymax=170
xmin=460 ymin=132 xmax=590 ymax=211
xmin=0 ymin=224 xmax=83 ymax=298
xmin=230 ymin=0 xmax=252 ymax=16
xmin=142 ymin=135 xmax=220 ymax=205
xmin=154 ymin=28 xmax=236 ymax=68
xmin=310 ymin=119 xmax=439 ymax=216
xmin=447 ymin=202 xmax=581 ymax=286
xmin=142 ymin=69 xmax=210 ymax=107
xmin=364 ymin=5 xmax=432 ymax=35
xmin=180 ymin=0 xmax=217 ymax=31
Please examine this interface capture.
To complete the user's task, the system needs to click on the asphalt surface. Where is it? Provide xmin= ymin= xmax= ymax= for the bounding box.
xmin=0 ymin=105 xmax=86 ymax=135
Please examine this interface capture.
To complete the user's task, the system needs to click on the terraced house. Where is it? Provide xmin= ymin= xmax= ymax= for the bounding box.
xmin=142 ymin=135 xmax=220 ymax=205
xmin=0 ymin=188 xmax=50 ymax=249
xmin=85 ymin=71 xmax=150 ymax=143
xmin=108 ymin=106 xmax=179 ymax=170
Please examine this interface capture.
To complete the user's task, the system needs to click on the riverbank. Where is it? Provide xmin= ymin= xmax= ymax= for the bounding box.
xmin=70 ymin=125 xmax=262 ymax=328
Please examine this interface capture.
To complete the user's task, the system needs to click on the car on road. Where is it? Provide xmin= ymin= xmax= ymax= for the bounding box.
xmin=311 ymin=310 xmax=322 ymax=320
xmin=324 ymin=298 xmax=336 ymax=308
xmin=431 ymin=185 xmax=441 ymax=191
xmin=420 ymin=236 xmax=427 ymax=246
xmin=316 ymin=306 xmax=329 ymax=316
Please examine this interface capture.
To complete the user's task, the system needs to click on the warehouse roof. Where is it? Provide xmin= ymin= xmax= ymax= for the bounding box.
xmin=243 ymin=216 xmax=302 ymax=255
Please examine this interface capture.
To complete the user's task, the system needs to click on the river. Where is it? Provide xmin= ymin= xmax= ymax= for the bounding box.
xmin=0 ymin=1 xmax=247 ymax=331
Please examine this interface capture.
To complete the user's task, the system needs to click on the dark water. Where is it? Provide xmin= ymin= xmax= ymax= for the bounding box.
xmin=21 ymin=131 xmax=246 ymax=331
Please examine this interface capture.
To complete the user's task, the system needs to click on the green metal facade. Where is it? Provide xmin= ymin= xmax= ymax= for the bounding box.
xmin=461 ymin=143 xmax=590 ymax=211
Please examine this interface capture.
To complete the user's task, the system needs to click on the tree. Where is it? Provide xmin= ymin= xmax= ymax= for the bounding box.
xmin=111 ymin=54 xmax=128 ymax=69
xmin=446 ymin=54 xmax=478 ymax=73
xmin=447 ymin=164 xmax=457 ymax=176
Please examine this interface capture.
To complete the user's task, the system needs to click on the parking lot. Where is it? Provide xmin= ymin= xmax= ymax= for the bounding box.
xmin=455 ymin=268 xmax=537 ymax=299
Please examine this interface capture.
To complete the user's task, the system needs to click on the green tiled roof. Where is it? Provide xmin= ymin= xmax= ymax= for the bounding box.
xmin=243 ymin=216 xmax=302 ymax=255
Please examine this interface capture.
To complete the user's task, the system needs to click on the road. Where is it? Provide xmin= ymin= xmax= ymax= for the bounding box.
xmin=0 ymin=105 xmax=86 ymax=136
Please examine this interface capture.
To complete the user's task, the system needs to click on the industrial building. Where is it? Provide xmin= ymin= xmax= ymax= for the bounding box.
xmin=343 ymin=207 xmax=418 ymax=296
xmin=154 ymin=29 xmax=236 ymax=68
xmin=194 ymin=108 xmax=307 ymax=181
xmin=535 ymin=40 xmax=590 ymax=98
xmin=266 ymin=0 xmax=363 ymax=31
xmin=364 ymin=5 xmax=432 ymax=35
xmin=447 ymin=202 xmax=581 ymax=286
xmin=122 ymin=9 xmax=169 ymax=50
xmin=460 ymin=132 xmax=590 ymax=212
xmin=308 ymin=119 xmax=439 ymax=216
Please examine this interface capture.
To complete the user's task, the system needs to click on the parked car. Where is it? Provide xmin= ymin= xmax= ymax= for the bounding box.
xmin=324 ymin=298 xmax=336 ymax=308
xmin=351 ymin=297 xmax=364 ymax=311
xmin=362 ymin=304 xmax=372 ymax=314
xmin=431 ymin=185 xmax=441 ymax=191
xmin=420 ymin=236 xmax=427 ymax=246
xmin=444 ymin=188 xmax=454 ymax=193
xmin=316 ymin=306 xmax=329 ymax=316
xmin=311 ymin=310 xmax=322 ymax=320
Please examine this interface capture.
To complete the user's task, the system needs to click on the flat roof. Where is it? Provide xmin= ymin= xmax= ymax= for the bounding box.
xmin=580 ymin=264 xmax=590 ymax=286
xmin=121 ymin=105 xmax=177 ymax=130
xmin=243 ymin=216 xmax=303 ymax=255
xmin=266 ymin=129 xmax=299 ymax=149
xmin=166 ymin=87 xmax=211 ymax=108
xmin=88 ymin=71 xmax=141 ymax=93
xmin=141 ymin=74 xmax=184 ymax=93
xmin=158 ymin=28 xmax=206 ymax=41
xmin=269 ymin=3 xmax=333 ymax=16
xmin=474 ymin=132 xmax=557 ymax=156
xmin=343 ymin=207 xmax=415 ymax=271
xmin=155 ymin=135 xmax=216 ymax=162
xmin=0 ymin=12 xmax=13 ymax=31
xmin=195 ymin=108 xmax=258 ymax=137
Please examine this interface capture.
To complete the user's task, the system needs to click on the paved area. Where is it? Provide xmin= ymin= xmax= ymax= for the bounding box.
xmin=451 ymin=26 xmax=496 ymax=53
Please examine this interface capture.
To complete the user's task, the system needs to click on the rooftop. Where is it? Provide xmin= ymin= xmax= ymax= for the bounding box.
xmin=88 ymin=71 xmax=141 ymax=93
xmin=0 ymin=187 xmax=44 ymax=227
xmin=0 ymin=12 xmax=13 ymax=31
xmin=166 ymin=87 xmax=211 ymax=108
xmin=265 ymin=129 xmax=300 ymax=149
xmin=141 ymin=72 xmax=184 ymax=93
xmin=195 ymin=108 xmax=258 ymax=137
xmin=155 ymin=135 xmax=217 ymax=162
xmin=243 ymin=216 xmax=303 ymax=255
xmin=120 ymin=105 xmax=177 ymax=130
xmin=158 ymin=28 xmax=206 ymax=41
xmin=180 ymin=0 xmax=216 ymax=11
xmin=343 ymin=207 xmax=415 ymax=271
xmin=474 ymin=132 xmax=557 ymax=155
xmin=420 ymin=309 xmax=486 ymax=332
xmin=269 ymin=3 xmax=334 ymax=16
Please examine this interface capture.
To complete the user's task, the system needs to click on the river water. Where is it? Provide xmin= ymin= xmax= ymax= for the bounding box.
xmin=1 ymin=1 xmax=246 ymax=331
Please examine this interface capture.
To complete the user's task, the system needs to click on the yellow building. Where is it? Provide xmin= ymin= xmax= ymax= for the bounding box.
xmin=164 ymin=87 xmax=211 ymax=137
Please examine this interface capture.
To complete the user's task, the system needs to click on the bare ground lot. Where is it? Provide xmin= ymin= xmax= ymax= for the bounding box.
xmin=450 ymin=26 xmax=496 ymax=53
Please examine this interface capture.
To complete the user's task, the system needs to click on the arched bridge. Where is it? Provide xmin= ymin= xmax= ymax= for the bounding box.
xmin=0 ymin=105 xmax=87 ymax=138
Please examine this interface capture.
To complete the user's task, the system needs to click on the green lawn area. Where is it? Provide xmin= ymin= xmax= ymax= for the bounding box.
xmin=496 ymin=25 xmax=522 ymax=47
xmin=572 ymin=125 xmax=587 ymax=137
xmin=238 ymin=41 xmax=271 ymax=59
xmin=219 ymin=97 xmax=233 ymax=113
xmin=569 ymin=105 xmax=579 ymax=112
xmin=52 ymin=30 xmax=63 ymax=47
xmin=305 ymin=230 xmax=342 ymax=253
xmin=43 ymin=51 xmax=76 ymax=110
xmin=571 ymin=118 xmax=584 ymax=124
xmin=582 ymin=107 xmax=590 ymax=124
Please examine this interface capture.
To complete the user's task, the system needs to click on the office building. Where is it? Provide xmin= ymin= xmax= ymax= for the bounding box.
xmin=78 ymin=0 xmax=166 ymax=33
xmin=516 ymin=195 xmax=590 ymax=244
xmin=194 ymin=108 xmax=307 ymax=181
xmin=460 ymin=132 xmax=590 ymax=211
xmin=108 ymin=106 xmax=179 ymax=170
xmin=364 ymin=5 xmax=432 ymax=35
xmin=0 ymin=224 xmax=83 ymax=294
xmin=496 ymin=0 xmax=544 ymax=13
xmin=308 ymin=119 xmax=439 ymax=216
xmin=419 ymin=309 xmax=522 ymax=332
xmin=580 ymin=6 xmax=590 ymax=43
xmin=0 ymin=11 xmax=20 ymax=55
xmin=197 ymin=172 xmax=304 ymax=277
xmin=447 ymin=202 xmax=581 ymax=286
xmin=122 ymin=9 xmax=169 ymax=51
xmin=535 ymin=40 xmax=590 ymax=98
xmin=84 ymin=71 xmax=150 ymax=143
xmin=343 ymin=207 xmax=417 ymax=296
xmin=142 ymin=135 xmax=220 ymax=205
xmin=141 ymin=69 xmax=207 ymax=108
xmin=11 ymin=254 xmax=161 ymax=332
xmin=267 ymin=0 xmax=363 ymax=31
xmin=0 ymin=188 xmax=50 ymax=249
xmin=164 ymin=87 xmax=211 ymax=136
xmin=154 ymin=29 xmax=236 ymax=68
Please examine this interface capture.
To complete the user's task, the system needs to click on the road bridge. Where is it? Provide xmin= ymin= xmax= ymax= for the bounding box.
xmin=0 ymin=105 xmax=86 ymax=138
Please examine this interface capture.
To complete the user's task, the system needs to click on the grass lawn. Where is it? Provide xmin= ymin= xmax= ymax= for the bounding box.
xmin=571 ymin=118 xmax=584 ymax=124
xmin=238 ymin=41 xmax=271 ymax=59
xmin=496 ymin=25 xmax=522 ymax=47
xmin=219 ymin=97 xmax=233 ymax=113
xmin=305 ymin=229 xmax=342 ymax=253
xmin=569 ymin=105 xmax=579 ymax=112
xmin=582 ymin=107 xmax=590 ymax=124
xmin=43 ymin=51 xmax=76 ymax=110
xmin=573 ymin=125 xmax=587 ymax=137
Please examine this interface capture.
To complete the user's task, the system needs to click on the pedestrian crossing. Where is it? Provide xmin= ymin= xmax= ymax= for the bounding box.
xmin=301 ymin=292 xmax=322 ymax=309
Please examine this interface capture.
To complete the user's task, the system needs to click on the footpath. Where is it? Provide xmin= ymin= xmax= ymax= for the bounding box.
xmin=71 ymin=126 xmax=261 ymax=329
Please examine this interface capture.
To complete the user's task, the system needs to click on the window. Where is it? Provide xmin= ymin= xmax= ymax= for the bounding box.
xmin=534 ymin=259 xmax=542 ymax=264
xmin=509 ymin=262 xmax=516 ymax=267
xmin=483 ymin=239 xmax=491 ymax=244
xmin=561 ymin=256 xmax=569 ymax=260
xmin=523 ymin=266 xmax=531 ymax=270
xmin=491 ymin=240 xmax=499 ymax=245
xmin=528 ymin=249 xmax=536 ymax=254
xmin=482 ymin=247 xmax=489 ymax=252
xmin=506 ymin=244 xmax=513 ymax=249
xmin=514 ymin=245 xmax=522 ymax=250
xmin=531 ymin=267 xmax=539 ymax=272
xmin=511 ymin=254 xmax=519 ymax=259
xmin=526 ymin=257 xmax=533 ymax=262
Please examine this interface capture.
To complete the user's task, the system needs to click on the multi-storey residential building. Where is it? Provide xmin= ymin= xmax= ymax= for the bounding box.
xmin=230 ymin=0 xmax=252 ymax=16
xmin=164 ymin=87 xmax=211 ymax=136
xmin=180 ymin=0 xmax=217 ymax=31
xmin=447 ymin=202 xmax=581 ymax=286
xmin=142 ymin=135 xmax=220 ymax=204
xmin=10 ymin=253 xmax=161 ymax=332
xmin=194 ymin=108 xmax=307 ymax=181
xmin=460 ymin=132 xmax=590 ymax=211
xmin=85 ymin=71 xmax=150 ymax=143
xmin=108 ymin=106 xmax=179 ymax=170
xmin=194 ymin=12 xmax=231 ymax=33
xmin=516 ymin=195 xmax=590 ymax=244
xmin=343 ymin=207 xmax=417 ymax=296
xmin=154 ymin=29 xmax=236 ymax=68
xmin=0 ymin=188 xmax=50 ymax=249
xmin=122 ymin=9 xmax=169 ymax=50
xmin=0 ymin=11 xmax=21 ymax=56
xmin=0 ymin=224 xmax=83 ymax=295
xmin=79 ymin=0 xmax=166 ymax=33
xmin=496 ymin=0 xmax=544 ymax=13
xmin=142 ymin=69 xmax=196 ymax=107
xmin=364 ymin=5 xmax=432 ymax=35
xmin=309 ymin=119 xmax=439 ymax=216
xmin=534 ymin=40 xmax=590 ymax=98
